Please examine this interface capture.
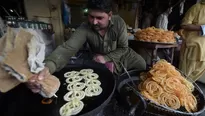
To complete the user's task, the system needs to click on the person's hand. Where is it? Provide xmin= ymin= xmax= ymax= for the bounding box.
xmin=105 ymin=62 xmax=114 ymax=73
xmin=93 ymin=54 xmax=106 ymax=64
xmin=93 ymin=55 xmax=114 ymax=73
xmin=27 ymin=67 xmax=50 ymax=93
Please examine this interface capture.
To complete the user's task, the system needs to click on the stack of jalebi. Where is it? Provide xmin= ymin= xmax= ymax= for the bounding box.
xmin=135 ymin=27 xmax=176 ymax=43
xmin=138 ymin=60 xmax=197 ymax=113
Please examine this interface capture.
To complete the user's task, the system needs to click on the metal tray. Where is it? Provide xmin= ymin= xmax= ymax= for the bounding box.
xmin=134 ymin=39 xmax=177 ymax=45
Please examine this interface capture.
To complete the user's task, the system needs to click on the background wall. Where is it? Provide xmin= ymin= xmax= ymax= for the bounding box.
xmin=24 ymin=0 xmax=64 ymax=46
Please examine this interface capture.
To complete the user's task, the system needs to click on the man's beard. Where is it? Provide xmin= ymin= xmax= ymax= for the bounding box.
xmin=92 ymin=24 xmax=102 ymax=30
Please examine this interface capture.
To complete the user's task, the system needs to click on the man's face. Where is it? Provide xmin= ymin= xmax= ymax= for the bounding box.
xmin=88 ymin=10 xmax=112 ymax=31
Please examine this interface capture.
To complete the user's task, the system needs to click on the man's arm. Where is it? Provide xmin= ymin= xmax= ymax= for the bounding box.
xmin=44 ymin=25 xmax=87 ymax=74
xmin=103 ymin=17 xmax=129 ymax=61
xmin=181 ymin=4 xmax=201 ymax=31
xmin=181 ymin=24 xmax=201 ymax=31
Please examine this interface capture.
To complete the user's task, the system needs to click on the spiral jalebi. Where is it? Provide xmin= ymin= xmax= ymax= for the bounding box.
xmin=138 ymin=60 xmax=197 ymax=113
xmin=135 ymin=27 xmax=176 ymax=43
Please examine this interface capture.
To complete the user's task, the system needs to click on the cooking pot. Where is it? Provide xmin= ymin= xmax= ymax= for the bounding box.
xmin=116 ymin=70 xmax=147 ymax=116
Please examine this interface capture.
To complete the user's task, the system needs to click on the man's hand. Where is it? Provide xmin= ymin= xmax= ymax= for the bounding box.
xmin=93 ymin=54 xmax=114 ymax=73
xmin=105 ymin=62 xmax=114 ymax=73
xmin=93 ymin=54 xmax=106 ymax=64
xmin=27 ymin=67 xmax=50 ymax=93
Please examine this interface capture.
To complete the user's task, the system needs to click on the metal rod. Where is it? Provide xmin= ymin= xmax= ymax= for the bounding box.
xmin=120 ymin=62 xmax=137 ymax=88
xmin=0 ymin=6 xmax=11 ymax=16
xmin=53 ymin=94 xmax=58 ymax=98
xmin=13 ymin=9 xmax=20 ymax=17
xmin=125 ymin=81 xmax=138 ymax=93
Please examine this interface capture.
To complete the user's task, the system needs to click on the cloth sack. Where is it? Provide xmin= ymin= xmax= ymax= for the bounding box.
xmin=1 ymin=29 xmax=60 ymax=98
xmin=0 ymin=28 xmax=20 ymax=93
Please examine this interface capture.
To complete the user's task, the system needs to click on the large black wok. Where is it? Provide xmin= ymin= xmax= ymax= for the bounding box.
xmin=116 ymin=70 xmax=147 ymax=116
xmin=0 ymin=60 xmax=116 ymax=116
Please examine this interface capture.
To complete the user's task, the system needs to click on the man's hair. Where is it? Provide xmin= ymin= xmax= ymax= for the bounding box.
xmin=87 ymin=0 xmax=112 ymax=13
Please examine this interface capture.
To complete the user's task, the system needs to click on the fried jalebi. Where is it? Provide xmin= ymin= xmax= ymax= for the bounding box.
xmin=135 ymin=27 xmax=176 ymax=43
xmin=166 ymin=69 xmax=181 ymax=77
xmin=158 ymin=93 xmax=181 ymax=110
xmin=184 ymin=93 xmax=197 ymax=112
xmin=142 ymin=78 xmax=153 ymax=88
xmin=163 ymin=77 xmax=182 ymax=92
xmin=143 ymin=79 xmax=163 ymax=98
xmin=139 ymin=59 xmax=197 ymax=113
xmin=149 ymin=69 xmax=167 ymax=84
xmin=141 ymin=90 xmax=158 ymax=103
xmin=181 ymin=78 xmax=195 ymax=92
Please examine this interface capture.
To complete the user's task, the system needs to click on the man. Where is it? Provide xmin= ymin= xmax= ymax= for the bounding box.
xmin=156 ymin=7 xmax=173 ymax=30
xmin=28 ymin=0 xmax=146 ymax=93
xmin=179 ymin=0 xmax=205 ymax=82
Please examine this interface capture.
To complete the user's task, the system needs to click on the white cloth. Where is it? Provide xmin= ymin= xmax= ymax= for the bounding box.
xmin=201 ymin=25 xmax=205 ymax=36
xmin=12 ymin=28 xmax=55 ymax=57
xmin=156 ymin=13 xmax=169 ymax=30
xmin=27 ymin=30 xmax=46 ymax=74
xmin=7 ymin=28 xmax=54 ymax=73
xmin=33 ymin=30 xmax=55 ymax=56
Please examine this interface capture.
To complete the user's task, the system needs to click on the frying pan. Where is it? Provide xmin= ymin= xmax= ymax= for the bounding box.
xmin=0 ymin=60 xmax=116 ymax=116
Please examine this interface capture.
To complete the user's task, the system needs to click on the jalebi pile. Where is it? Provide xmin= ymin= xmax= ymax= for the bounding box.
xmin=135 ymin=27 xmax=176 ymax=43
xmin=138 ymin=60 xmax=197 ymax=113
